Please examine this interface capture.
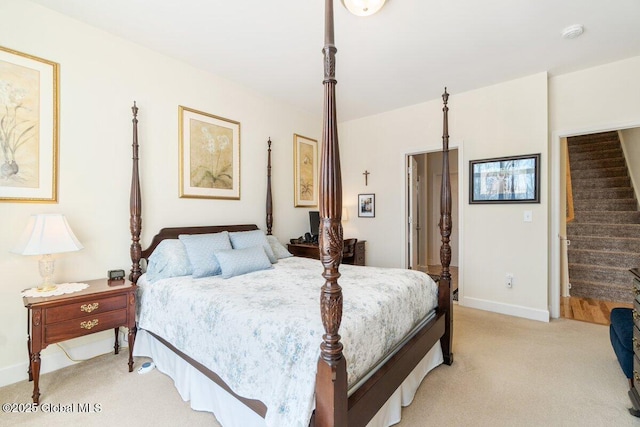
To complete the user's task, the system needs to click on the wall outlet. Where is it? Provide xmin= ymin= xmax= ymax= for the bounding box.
xmin=506 ymin=273 xmax=513 ymax=288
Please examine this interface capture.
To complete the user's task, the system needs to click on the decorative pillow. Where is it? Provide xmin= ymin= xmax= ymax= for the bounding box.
xmin=229 ymin=230 xmax=277 ymax=263
xmin=145 ymin=239 xmax=192 ymax=283
xmin=178 ymin=231 xmax=232 ymax=278
xmin=266 ymin=235 xmax=293 ymax=259
xmin=214 ymin=246 xmax=273 ymax=279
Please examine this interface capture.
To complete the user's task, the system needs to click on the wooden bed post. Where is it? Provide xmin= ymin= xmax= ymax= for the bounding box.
xmin=439 ymin=89 xmax=454 ymax=365
xmin=316 ymin=0 xmax=348 ymax=426
xmin=129 ymin=102 xmax=142 ymax=284
xmin=266 ymin=137 xmax=273 ymax=235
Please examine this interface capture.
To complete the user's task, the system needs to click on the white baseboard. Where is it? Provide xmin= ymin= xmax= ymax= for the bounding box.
xmin=0 ymin=335 xmax=129 ymax=388
xmin=462 ymin=296 xmax=550 ymax=323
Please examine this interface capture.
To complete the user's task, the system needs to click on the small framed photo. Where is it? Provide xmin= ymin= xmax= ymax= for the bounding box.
xmin=179 ymin=106 xmax=241 ymax=200
xmin=469 ymin=153 xmax=540 ymax=204
xmin=358 ymin=193 xmax=375 ymax=218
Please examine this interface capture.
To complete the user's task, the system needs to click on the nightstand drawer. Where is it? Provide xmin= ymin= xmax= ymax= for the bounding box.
xmin=46 ymin=295 xmax=128 ymax=323
xmin=44 ymin=309 xmax=128 ymax=344
xmin=634 ymin=300 xmax=640 ymax=331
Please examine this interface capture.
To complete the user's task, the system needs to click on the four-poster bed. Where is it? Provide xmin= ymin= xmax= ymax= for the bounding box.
xmin=128 ymin=1 xmax=453 ymax=426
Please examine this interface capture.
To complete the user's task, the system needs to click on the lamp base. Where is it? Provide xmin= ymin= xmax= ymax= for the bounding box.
xmin=36 ymin=284 xmax=58 ymax=292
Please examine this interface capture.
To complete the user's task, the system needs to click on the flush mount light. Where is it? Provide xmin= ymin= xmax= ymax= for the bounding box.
xmin=561 ymin=24 xmax=584 ymax=39
xmin=341 ymin=0 xmax=387 ymax=17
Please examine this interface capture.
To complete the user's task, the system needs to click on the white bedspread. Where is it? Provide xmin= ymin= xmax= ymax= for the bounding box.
xmin=136 ymin=256 xmax=438 ymax=427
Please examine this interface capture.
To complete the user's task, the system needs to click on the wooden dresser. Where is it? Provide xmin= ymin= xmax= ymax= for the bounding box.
xmin=23 ymin=278 xmax=136 ymax=404
xmin=288 ymin=240 xmax=366 ymax=266
xmin=630 ymin=268 xmax=640 ymax=413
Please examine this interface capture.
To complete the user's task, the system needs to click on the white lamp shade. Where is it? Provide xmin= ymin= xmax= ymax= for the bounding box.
xmin=12 ymin=214 xmax=84 ymax=255
xmin=341 ymin=0 xmax=387 ymax=16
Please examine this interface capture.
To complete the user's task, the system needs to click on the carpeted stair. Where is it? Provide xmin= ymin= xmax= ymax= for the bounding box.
xmin=567 ymin=131 xmax=640 ymax=302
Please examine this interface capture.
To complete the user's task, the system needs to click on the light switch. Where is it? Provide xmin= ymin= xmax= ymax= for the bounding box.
xmin=524 ymin=210 xmax=532 ymax=222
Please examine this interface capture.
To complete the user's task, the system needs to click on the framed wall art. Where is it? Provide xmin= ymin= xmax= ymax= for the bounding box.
xmin=0 ymin=46 xmax=59 ymax=203
xmin=469 ymin=153 xmax=540 ymax=204
xmin=179 ymin=106 xmax=240 ymax=200
xmin=358 ymin=193 xmax=375 ymax=217
xmin=293 ymin=133 xmax=318 ymax=207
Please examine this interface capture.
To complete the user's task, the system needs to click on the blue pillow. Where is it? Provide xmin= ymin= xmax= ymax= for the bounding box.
xmin=179 ymin=232 xmax=232 ymax=278
xmin=266 ymin=235 xmax=293 ymax=259
xmin=214 ymin=246 xmax=273 ymax=279
xmin=229 ymin=230 xmax=277 ymax=263
xmin=146 ymin=239 xmax=192 ymax=283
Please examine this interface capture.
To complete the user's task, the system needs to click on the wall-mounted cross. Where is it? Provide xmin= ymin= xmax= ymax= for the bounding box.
xmin=363 ymin=170 xmax=370 ymax=186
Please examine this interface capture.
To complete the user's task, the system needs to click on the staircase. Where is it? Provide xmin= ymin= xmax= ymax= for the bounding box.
xmin=567 ymin=131 xmax=640 ymax=302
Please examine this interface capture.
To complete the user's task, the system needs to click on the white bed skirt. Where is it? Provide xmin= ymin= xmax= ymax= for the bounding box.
xmin=133 ymin=329 xmax=443 ymax=427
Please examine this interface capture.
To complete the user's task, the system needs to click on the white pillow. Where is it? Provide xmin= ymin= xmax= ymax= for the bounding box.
xmin=266 ymin=235 xmax=293 ymax=259
xmin=214 ymin=246 xmax=273 ymax=279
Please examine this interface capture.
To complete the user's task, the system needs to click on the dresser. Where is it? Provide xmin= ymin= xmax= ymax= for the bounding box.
xmin=23 ymin=278 xmax=136 ymax=404
xmin=287 ymin=240 xmax=366 ymax=266
xmin=630 ymin=268 xmax=640 ymax=413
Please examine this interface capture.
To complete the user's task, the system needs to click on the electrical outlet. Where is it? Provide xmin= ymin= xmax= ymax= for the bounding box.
xmin=506 ymin=273 xmax=513 ymax=288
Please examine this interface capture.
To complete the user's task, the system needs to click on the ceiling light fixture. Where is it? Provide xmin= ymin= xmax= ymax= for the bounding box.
xmin=341 ymin=0 xmax=387 ymax=17
xmin=561 ymin=24 xmax=584 ymax=39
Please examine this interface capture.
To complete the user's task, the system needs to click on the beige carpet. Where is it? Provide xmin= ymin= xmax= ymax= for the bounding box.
xmin=1 ymin=306 xmax=637 ymax=426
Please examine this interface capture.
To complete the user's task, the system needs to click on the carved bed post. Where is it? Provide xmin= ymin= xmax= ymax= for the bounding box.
xmin=129 ymin=102 xmax=142 ymax=284
xmin=439 ymin=89 xmax=453 ymax=365
xmin=315 ymin=0 xmax=348 ymax=426
xmin=266 ymin=138 xmax=273 ymax=235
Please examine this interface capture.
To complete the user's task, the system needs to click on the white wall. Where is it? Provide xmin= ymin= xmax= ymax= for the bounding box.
xmin=0 ymin=0 xmax=320 ymax=386
xmin=548 ymin=55 xmax=640 ymax=318
xmin=341 ymin=73 xmax=550 ymax=322
xmin=620 ymin=128 xmax=640 ymax=203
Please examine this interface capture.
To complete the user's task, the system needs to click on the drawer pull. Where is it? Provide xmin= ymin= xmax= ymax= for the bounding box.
xmin=634 ymin=287 xmax=640 ymax=296
xmin=81 ymin=303 xmax=99 ymax=313
xmin=635 ymin=337 xmax=640 ymax=351
xmin=80 ymin=319 xmax=99 ymax=330
xmin=634 ymin=311 xmax=640 ymax=322
xmin=635 ymin=371 xmax=640 ymax=382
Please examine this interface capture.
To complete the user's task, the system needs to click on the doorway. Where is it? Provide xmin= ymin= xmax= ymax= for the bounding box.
xmin=407 ymin=149 xmax=460 ymax=294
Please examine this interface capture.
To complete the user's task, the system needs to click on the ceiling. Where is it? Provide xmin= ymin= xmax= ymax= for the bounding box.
xmin=30 ymin=0 xmax=640 ymax=121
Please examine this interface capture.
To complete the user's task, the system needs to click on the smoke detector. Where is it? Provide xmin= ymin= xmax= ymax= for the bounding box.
xmin=562 ymin=24 xmax=584 ymax=39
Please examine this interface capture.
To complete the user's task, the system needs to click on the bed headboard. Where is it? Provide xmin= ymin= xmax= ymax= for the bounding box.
xmin=140 ymin=224 xmax=259 ymax=261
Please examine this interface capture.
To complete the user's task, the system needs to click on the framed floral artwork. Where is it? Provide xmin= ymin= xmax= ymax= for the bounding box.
xmin=179 ymin=106 xmax=241 ymax=199
xmin=293 ymin=133 xmax=318 ymax=207
xmin=0 ymin=46 xmax=59 ymax=203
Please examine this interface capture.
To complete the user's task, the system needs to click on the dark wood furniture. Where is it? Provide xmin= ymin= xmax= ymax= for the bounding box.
xmin=127 ymin=2 xmax=452 ymax=425
xmin=23 ymin=278 xmax=136 ymax=404
xmin=629 ymin=268 xmax=640 ymax=414
xmin=288 ymin=240 xmax=366 ymax=266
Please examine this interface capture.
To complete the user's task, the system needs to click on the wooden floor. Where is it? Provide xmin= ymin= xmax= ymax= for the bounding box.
xmin=560 ymin=296 xmax=633 ymax=326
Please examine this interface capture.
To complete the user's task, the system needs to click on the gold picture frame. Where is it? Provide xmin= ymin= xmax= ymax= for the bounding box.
xmin=0 ymin=46 xmax=59 ymax=203
xmin=293 ymin=133 xmax=318 ymax=207
xmin=179 ymin=106 xmax=241 ymax=200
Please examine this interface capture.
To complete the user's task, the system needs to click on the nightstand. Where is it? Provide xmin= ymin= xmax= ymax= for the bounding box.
xmin=23 ymin=278 xmax=136 ymax=404
xmin=287 ymin=240 xmax=366 ymax=266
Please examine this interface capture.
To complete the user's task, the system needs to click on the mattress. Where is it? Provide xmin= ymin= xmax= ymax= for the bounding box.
xmin=136 ymin=256 xmax=439 ymax=427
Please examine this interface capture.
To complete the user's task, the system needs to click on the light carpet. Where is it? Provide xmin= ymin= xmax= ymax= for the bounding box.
xmin=1 ymin=305 xmax=637 ymax=426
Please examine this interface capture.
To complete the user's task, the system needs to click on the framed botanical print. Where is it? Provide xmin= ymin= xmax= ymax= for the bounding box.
xmin=293 ymin=133 xmax=318 ymax=207
xmin=0 ymin=46 xmax=59 ymax=203
xmin=179 ymin=106 xmax=241 ymax=200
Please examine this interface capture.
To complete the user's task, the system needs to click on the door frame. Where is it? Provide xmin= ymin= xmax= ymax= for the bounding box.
xmin=404 ymin=141 xmax=463 ymax=300
xmin=550 ymin=120 xmax=640 ymax=318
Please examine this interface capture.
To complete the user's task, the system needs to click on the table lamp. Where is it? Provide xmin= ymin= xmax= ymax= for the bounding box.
xmin=12 ymin=214 xmax=84 ymax=292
